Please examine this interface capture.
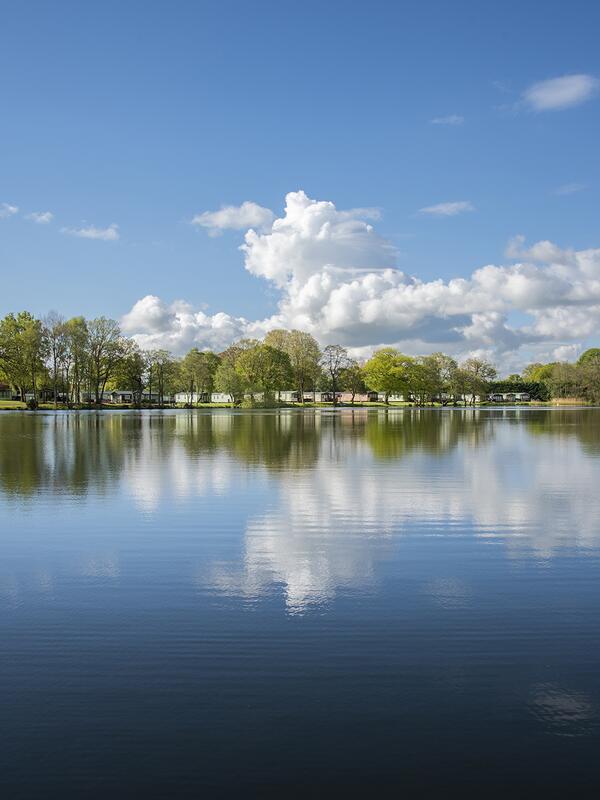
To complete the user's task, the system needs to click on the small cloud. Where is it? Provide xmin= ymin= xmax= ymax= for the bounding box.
xmin=26 ymin=210 xmax=54 ymax=224
xmin=419 ymin=200 xmax=475 ymax=217
xmin=554 ymin=182 xmax=585 ymax=196
xmin=505 ymin=234 xmax=574 ymax=265
xmin=61 ymin=223 xmax=119 ymax=241
xmin=430 ymin=114 xmax=464 ymax=126
xmin=191 ymin=201 xmax=274 ymax=236
xmin=0 ymin=202 xmax=18 ymax=218
xmin=553 ymin=344 xmax=581 ymax=362
xmin=523 ymin=74 xmax=599 ymax=112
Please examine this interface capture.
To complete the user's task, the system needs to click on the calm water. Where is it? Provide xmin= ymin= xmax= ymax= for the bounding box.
xmin=2 ymin=408 xmax=600 ymax=796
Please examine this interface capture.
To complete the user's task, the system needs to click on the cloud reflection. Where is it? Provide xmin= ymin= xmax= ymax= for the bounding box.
xmin=2 ymin=410 xmax=600 ymax=612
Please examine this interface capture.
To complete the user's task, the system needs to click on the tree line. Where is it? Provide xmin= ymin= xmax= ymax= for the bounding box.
xmin=523 ymin=349 xmax=600 ymax=403
xmin=0 ymin=309 xmax=595 ymax=407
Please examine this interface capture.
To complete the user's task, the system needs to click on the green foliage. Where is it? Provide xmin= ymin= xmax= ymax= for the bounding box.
xmin=264 ymin=329 xmax=321 ymax=399
xmin=408 ymin=356 xmax=442 ymax=404
xmin=112 ymin=341 xmax=147 ymax=405
xmin=235 ymin=343 xmax=293 ymax=399
xmin=180 ymin=348 xmax=221 ymax=397
xmin=340 ymin=360 xmax=366 ymax=400
xmin=363 ymin=348 xmax=412 ymax=402
xmin=0 ymin=311 xmax=48 ymax=400
xmin=319 ymin=344 xmax=351 ymax=403
xmin=214 ymin=361 xmax=245 ymax=404
xmin=522 ymin=362 xmax=555 ymax=383
xmin=578 ymin=348 xmax=600 ymax=367
xmin=2 ymin=306 xmax=600 ymax=408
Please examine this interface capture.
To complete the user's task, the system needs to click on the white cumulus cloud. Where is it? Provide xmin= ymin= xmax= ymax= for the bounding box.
xmin=241 ymin=190 xmax=393 ymax=287
xmin=122 ymin=190 xmax=600 ymax=368
xmin=26 ymin=211 xmax=54 ymax=224
xmin=0 ymin=202 xmax=18 ymax=218
xmin=192 ymin=201 xmax=274 ymax=236
xmin=523 ymin=74 xmax=599 ymax=111
xmin=61 ymin=223 xmax=119 ymax=241
xmin=419 ymin=200 xmax=475 ymax=217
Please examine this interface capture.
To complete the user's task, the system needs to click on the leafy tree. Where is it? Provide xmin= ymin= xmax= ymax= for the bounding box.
xmin=460 ymin=357 xmax=497 ymax=404
xmin=214 ymin=361 xmax=245 ymax=404
xmin=427 ymin=352 xmax=458 ymax=404
xmin=522 ymin=362 xmax=555 ymax=383
xmin=448 ymin=367 xmax=473 ymax=405
xmin=113 ymin=341 xmax=148 ymax=405
xmin=547 ymin=362 xmax=582 ymax=399
xmin=265 ymin=329 xmax=321 ymax=402
xmin=363 ymin=347 xmax=412 ymax=404
xmin=408 ymin=356 xmax=441 ymax=405
xmin=0 ymin=312 xmax=48 ymax=403
xmin=87 ymin=317 xmax=125 ymax=404
xmin=340 ymin=360 xmax=366 ymax=404
xmin=180 ymin=348 xmax=221 ymax=400
xmin=580 ymin=357 xmax=600 ymax=403
xmin=44 ymin=311 xmax=68 ymax=407
xmin=235 ymin=344 xmax=293 ymax=402
xmin=320 ymin=344 xmax=351 ymax=405
xmin=578 ymin=348 xmax=600 ymax=367
xmin=147 ymin=350 xmax=177 ymax=405
xmin=64 ymin=317 xmax=89 ymax=405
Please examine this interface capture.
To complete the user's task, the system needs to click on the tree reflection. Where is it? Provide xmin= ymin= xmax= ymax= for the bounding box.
xmin=523 ymin=409 xmax=600 ymax=456
xmin=1 ymin=408 xmax=600 ymax=502
xmin=363 ymin=408 xmax=494 ymax=460
xmin=0 ymin=413 xmax=128 ymax=497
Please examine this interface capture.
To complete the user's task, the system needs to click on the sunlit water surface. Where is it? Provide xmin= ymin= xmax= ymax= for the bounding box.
xmin=1 ymin=408 xmax=600 ymax=795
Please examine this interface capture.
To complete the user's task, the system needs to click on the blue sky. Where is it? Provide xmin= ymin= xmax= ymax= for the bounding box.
xmin=1 ymin=0 xmax=599 ymax=367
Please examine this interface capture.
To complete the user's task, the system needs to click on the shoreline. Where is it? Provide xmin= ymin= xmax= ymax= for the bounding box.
xmin=0 ymin=401 xmax=594 ymax=412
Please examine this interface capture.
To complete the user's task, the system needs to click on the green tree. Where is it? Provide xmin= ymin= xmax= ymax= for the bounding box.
xmin=408 ymin=356 xmax=441 ymax=405
xmin=87 ymin=317 xmax=125 ymax=404
xmin=578 ymin=348 xmax=600 ymax=367
xmin=147 ymin=350 xmax=178 ymax=405
xmin=319 ymin=344 xmax=351 ymax=405
xmin=180 ymin=348 xmax=221 ymax=401
xmin=264 ymin=329 xmax=321 ymax=402
xmin=427 ymin=352 xmax=458 ymax=404
xmin=214 ymin=361 xmax=245 ymax=404
xmin=43 ymin=311 xmax=68 ymax=407
xmin=64 ymin=317 xmax=89 ymax=405
xmin=547 ymin=362 xmax=582 ymax=399
xmin=447 ymin=367 xmax=472 ymax=406
xmin=113 ymin=341 xmax=148 ymax=406
xmin=461 ymin=357 xmax=497 ymax=404
xmin=0 ymin=312 xmax=48 ymax=403
xmin=340 ymin=360 xmax=366 ymax=404
xmin=522 ymin=362 xmax=555 ymax=383
xmin=236 ymin=344 xmax=293 ymax=402
xmin=363 ymin=347 xmax=412 ymax=404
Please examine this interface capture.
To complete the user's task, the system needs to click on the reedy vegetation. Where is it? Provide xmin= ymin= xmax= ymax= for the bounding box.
xmin=0 ymin=311 xmax=597 ymax=406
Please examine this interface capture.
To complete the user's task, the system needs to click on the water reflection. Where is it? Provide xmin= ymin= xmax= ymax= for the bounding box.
xmin=3 ymin=409 xmax=600 ymax=792
xmin=1 ymin=409 xmax=600 ymax=612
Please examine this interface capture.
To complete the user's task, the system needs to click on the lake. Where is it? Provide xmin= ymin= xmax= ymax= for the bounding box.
xmin=1 ymin=408 xmax=600 ymax=796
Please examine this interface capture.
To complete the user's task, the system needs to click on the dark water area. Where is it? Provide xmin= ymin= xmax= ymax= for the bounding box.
xmin=1 ymin=408 xmax=600 ymax=796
